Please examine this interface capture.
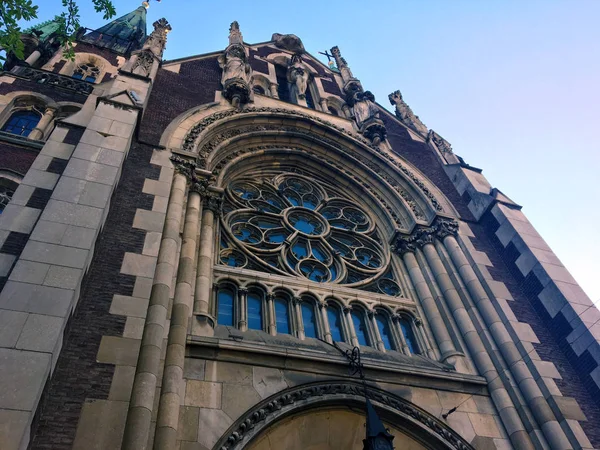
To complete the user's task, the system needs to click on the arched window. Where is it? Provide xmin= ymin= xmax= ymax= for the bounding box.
xmin=253 ymin=85 xmax=265 ymax=95
xmin=375 ymin=313 xmax=395 ymax=351
xmin=216 ymin=286 xmax=235 ymax=327
xmin=274 ymin=296 xmax=291 ymax=335
xmin=399 ymin=317 xmax=419 ymax=354
xmin=327 ymin=305 xmax=344 ymax=342
xmin=351 ymin=309 xmax=371 ymax=347
xmin=247 ymin=290 xmax=264 ymax=331
xmin=328 ymin=106 xmax=339 ymax=116
xmin=301 ymin=301 xmax=318 ymax=339
xmin=1 ymin=110 xmax=41 ymax=137
xmin=73 ymin=62 xmax=100 ymax=83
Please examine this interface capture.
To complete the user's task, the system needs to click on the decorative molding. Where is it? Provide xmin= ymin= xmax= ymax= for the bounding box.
xmin=392 ymin=217 xmax=459 ymax=256
xmin=11 ymin=66 xmax=93 ymax=95
xmin=428 ymin=130 xmax=453 ymax=154
xmin=215 ymin=380 xmax=474 ymax=450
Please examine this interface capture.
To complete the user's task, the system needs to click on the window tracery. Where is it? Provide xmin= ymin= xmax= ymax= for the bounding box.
xmin=1 ymin=110 xmax=41 ymax=137
xmin=72 ymin=62 xmax=101 ymax=83
xmin=219 ymin=173 xmax=402 ymax=296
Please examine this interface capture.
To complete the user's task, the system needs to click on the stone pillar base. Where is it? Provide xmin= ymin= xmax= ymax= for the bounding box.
xmin=192 ymin=313 xmax=215 ymax=337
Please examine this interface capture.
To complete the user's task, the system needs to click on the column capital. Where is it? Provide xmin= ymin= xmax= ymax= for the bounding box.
xmin=170 ymin=154 xmax=196 ymax=177
xmin=435 ymin=217 xmax=459 ymax=240
xmin=318 ymin=301 xmax=327 ymax=310
xmin=292 ymin=296 xmax=302 ymax=305
xmin=342 ymin=305 xmax=352 ymax=314
xmin=391 ymin=217 xmax=459 ymax=256
xmin=266 ymin=293 xmax=275 ymax=301
xmin=238 ymin=287 xmax=248 ymax=295
xmin=203 ymin=191 xmax=224 ymax=214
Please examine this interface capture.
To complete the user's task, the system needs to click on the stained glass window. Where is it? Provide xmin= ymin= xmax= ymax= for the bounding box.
xmin=2 ymin=111 xmax=41 ymax=137
xmin=327 ymin=306 xmax=344 ymax=342
xmin=351 ymin=309 xmax=371 ymax=347
xmin=400 ymin=317 xmax=418 ymax=354
xmin=247 ymin=291 xmax=264 ymax=331
xmin=275 ymin=297 xmax=291 ymax=335
xmin=217 ymin=287 xmax=235 ymax=326
xmin=375 ymin=313 xmax=395 ymax=351
xmin=301 ymin=302 xmax=318 ymax=339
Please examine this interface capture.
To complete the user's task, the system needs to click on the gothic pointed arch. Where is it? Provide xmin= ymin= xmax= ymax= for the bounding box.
xmin=214 ymin=380 xmax=474 ymax=450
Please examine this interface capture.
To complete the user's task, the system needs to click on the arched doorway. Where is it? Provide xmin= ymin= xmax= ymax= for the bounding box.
xmin=214 ymin=381 xmax=473 ymax=450
xmin=247 ymin=407 xmax=427 ymax=450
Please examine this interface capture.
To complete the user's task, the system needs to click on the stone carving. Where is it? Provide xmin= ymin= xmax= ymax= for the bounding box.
xmin=391 ymin=217 xmax=459 ymax=255
xmin=143 ymin=18 xmax=171 ymax=57
xmin=287 ymin=53 xmax=309 ymax=101
xmin=388 ymin=90 xmax=428 ymax=136
xmin=170 ymin=154 xmax=197 ymax=176
xmin=348 ymin=90 xmax=387 ymax=145
xmin=272 ymin=33 xmax=305 ymax=53
xmin=330 ymin=45 xmax=354 ymax=84
xmin=204 ymin=191 xmax=224 ymax=214
xmin=181 ymin=107 xmax=442 ymax=212
xmin=214 ymin=380 xmax=473 ymax=450
xmin=131 ymin=50 xmax=154 ymax=77
xmin=218 ymin=22 xmax=252 ymax=107
xmin=12 ymin=66 xmax=93 ymax=94
xmin=428 ymin=130 xmax=453 ymax=154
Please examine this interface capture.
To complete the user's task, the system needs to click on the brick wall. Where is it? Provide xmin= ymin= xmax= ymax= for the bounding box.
xmin=30 ymin=141 xmax=160 ymax=449
xmin=0 ymin=142 xmax=37 ymax=175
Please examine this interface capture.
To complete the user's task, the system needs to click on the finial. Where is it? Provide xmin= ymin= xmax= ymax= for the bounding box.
xmin=229 ymin=21 xmax=243 ymax=45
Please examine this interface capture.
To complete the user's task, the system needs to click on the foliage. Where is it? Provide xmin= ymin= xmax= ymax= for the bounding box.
xmin=0 ymin=0 xmax=116 ymax=61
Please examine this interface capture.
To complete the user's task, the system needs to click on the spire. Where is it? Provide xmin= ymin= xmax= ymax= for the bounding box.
xmin=79 ymin=5 xmax=147 ymax=55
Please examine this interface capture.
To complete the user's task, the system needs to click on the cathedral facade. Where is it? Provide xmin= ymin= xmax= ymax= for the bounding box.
xmin=0 ymin=4 xmax=599 ymax=450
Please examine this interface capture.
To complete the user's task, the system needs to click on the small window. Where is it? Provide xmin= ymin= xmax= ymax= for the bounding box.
xmin=328 ymin=106 xmax=339 ymax=116
xmin=247 ymin=291 xmax=264 ymax=331
xmin=216 ymin=287 xmax=235 ymax=326
xmin=375 ymin=313 xmax=395 ymax=351
xmin=253 ymin=85 xmax=265 ymax=95
xmin=327 ymin=305 xmax=344 ymax=342
xmin=305 ymin=81 xmax=316 ymax=109
xmin=301 ymin=302 xmax=318 ymax=339
xmin=1 ymin=110 xmax=41 ymax=137
xmin=351 ymin=309 xmax=371 ymax=347
xmin=400 ymin=317 xmax=418 ymax=354
xmin=73 ymin=63 xmax=100 ymax=83
xmin=274 ymin=297 xmax=291 ymax=334
xmin=275 ymin=64 xmax=290 ymax=102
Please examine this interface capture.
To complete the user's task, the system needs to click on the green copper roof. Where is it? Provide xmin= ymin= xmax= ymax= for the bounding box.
xmin=80 ymin=6 xmax=147 ymax=55
xmin=23 ymin=19 xmax=62 ymax=41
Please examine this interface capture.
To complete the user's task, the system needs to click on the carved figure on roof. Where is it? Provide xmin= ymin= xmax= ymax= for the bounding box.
xmin=219 ymin=22 xmax=252 ymax=107
xmin=229 ymin=21 xmax=243 ymax=45
xmin=272 ymin=33 xmax=305 ymax=53
xmin=352 ymin=90 xmax=379 ymax=128
xmin=288 ymin=53 xmax=309 ymax=101
xmin=389 ymin=90 xmax=428 ymax=135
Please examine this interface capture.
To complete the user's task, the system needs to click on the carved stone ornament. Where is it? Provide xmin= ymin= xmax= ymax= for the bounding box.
xmin=213 ymin=380 xmax=473 ymax=450
xmin=204 ymin=191 xmax=224 ymax=214
xmin=349 ymin=90 xmax=387 ymax=145
xmin=143 ymin=18 xmax=171 ymax=58
xmin=428 ymin=130 xmax=453 ymax=154
xmin=388 ymin=90 xmax=428 ymax=136
xmin=181 ymin=107 xmax=443 ymax=213
xmin=391 ymin=217 xmax=459 ymax=255
xmin=229 ymin=21 xmax=243 ymax=45
xmin=272 ymin=33 xmax=305 ymax=53
xmin=170 ymin=154 xmax=197 ymax=177
xmin=218 ymin=30 xmax=252 ymax=108
xmin=131 ymin=50 xmax=154 ymax=77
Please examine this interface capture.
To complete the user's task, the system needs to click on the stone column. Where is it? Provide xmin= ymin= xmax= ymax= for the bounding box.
xmin=24 ymin=49 xmax=42 ymax=66
xmin=269 ymin=83 xmax=279 ymax=99
xmin=344 ymin=306 xmax=359 ymax=347
xmin=400 ymin=246 xmax=459 ymax=365
xmin=238 ymin=288 xmax=248 ymax=331
xmin=266 ymin=293 xmax=276 ymax=335
xmin=421 ymin=240 xmax=536 ymax=450
xmin=28 ymin=107 xmax=56 ymax=140
xmin=443 ymin=232 xmax=572 ymax=450
xmin=293 ymin=297 xmax=305 ymax=340
xmin=192 ymin=190 xmax=223 ymax=336
xmin=320 ymin=302 xmax=333 ymax=344
xmin=154 ymin=184 xmax=202 ymax=450
xmin=122 ymin=165 xmax=189 ymax=450
xmin=319 ymin=98 xmax=328 ymax=113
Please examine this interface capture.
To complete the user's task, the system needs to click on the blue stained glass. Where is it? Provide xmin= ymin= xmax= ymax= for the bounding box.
xmin=327 ymin=307 xmax=344 ymax=342
xmin=289 ymin=214 xmax=322 ymax=235
xmin=292 ymin=241 xmax=308 ymax=259
xmin=300 ymin=261 xmax=328 ymax=282
xmin=72 ymin=72 xmax=84 ymax=80
xmin=2 ymin=111 xmax=41 ymax=137
xmin=301 ymin=303 xmax=318 ymax=338
xmin=312 ymin=246 xmax=327 ymax=262
xmin=285 ymin=193 xmax=300 ymax=206
xmin=247 ymin=292 xmax=263 ymax=330
xmin=351 ymin=310 xmax=371 ymax=346
xmin=329 ymin=265 xmax=338 ymax=281
xmin=217 ymin=289 xmax=235 ymax=326
xmin=267 ymin=232 xmax=286 ymax=243
xmin=376 ymin=315 xmax=394 ymax=350
xmin=400 ymin=318 xmax=418 ymax=354
xmin=255 ymin=220 xmax=278 ymax=229
xmin=275 ymin=298 xmax=290 ymax=334
xmin=85 ymin=76 xmax=97 ymax=83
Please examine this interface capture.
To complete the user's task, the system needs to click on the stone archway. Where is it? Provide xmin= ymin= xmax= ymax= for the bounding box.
xmin=247 ymin=408 xmax=427 ymax=450
xmin=213 ymin=381 xmax=474 ymax=450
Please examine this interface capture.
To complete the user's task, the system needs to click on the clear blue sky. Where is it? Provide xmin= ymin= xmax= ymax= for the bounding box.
xmin=28 ymin=0 xmax=600 ymax=303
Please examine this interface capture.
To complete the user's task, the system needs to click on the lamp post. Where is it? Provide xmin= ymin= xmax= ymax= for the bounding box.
xmin=331 ymin=343 xmax=396 ymax=450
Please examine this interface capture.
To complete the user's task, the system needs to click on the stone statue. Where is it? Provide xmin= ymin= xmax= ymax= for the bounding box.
xmin=388 ymin=90 xmax=428 ymax=135
xmin=272 ymin=33 xmax=305 ymax=53
xmin=219 ymin=45 xmax=251 ymax=86
xmin=352 ymin=90 xmax=379 ymax=128
xmin=288 ymin=53 xmax=309 ymax=101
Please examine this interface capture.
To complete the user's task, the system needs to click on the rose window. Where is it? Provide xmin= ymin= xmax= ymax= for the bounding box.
xmin=219 ymin=174 xmax=402 ymax=295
